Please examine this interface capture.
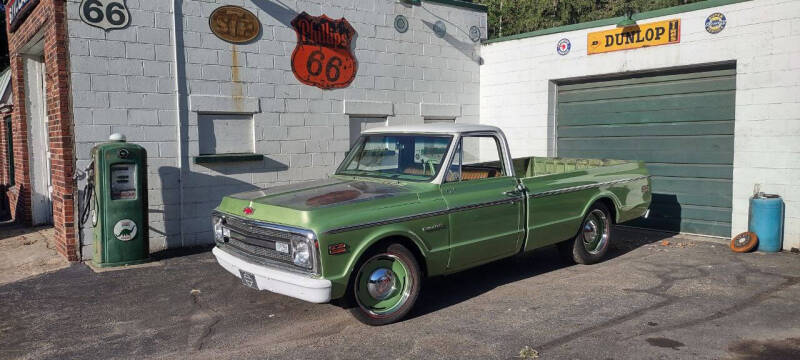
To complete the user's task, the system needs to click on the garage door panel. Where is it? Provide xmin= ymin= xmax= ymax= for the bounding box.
xmin=559 ymin=68 xmax=737 ymax=91
xmin=648 ymin=202 xmax=732 ymax=223
xmin=558 ymin=136 xmax=733 ymax=159
xmin=625 ymin=217 xmax=731 ymax=237
xmin=559 ymin=76 xmax=736 ymax=103
xmin=646 ymin=163 xmax=732 ymax=179
xmin=558 ymin=91 xmax=735 ymax=117
xmin=558 ymin=148 xmax=733 ymax=165
xmin=556 ymin=65 xmax=735 ymax=236
xmin=650 ymin=178 xmax=732 ymax=207
xmin=560 ymin=107 xmax=734 ymax=126
xmin=558 ymin=121 xmax=734 ymax=138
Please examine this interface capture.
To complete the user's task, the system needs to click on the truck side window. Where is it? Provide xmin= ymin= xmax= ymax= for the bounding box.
xmin=446 ymin=135 xmax=506 ymax=182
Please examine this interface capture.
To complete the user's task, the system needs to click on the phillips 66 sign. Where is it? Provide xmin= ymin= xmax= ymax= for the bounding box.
xmin=79 ymin=0 xmax=131 ymax=31
xmin=290 ymin=12 xmax=357 ymax=90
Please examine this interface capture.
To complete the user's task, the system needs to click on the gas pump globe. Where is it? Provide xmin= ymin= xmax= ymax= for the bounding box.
xmin=91 ymin=134 xmax=149 ymax=267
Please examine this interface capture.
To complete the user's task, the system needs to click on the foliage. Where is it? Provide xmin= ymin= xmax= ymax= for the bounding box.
xmin=0 ymin=6 xmax=8 ymax=70
xmin=477 ymin=0 xmax=706 ymax=39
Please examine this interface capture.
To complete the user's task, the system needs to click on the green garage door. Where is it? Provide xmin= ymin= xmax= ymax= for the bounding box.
xmin=556 ymin=65 xmax=735 ymax=237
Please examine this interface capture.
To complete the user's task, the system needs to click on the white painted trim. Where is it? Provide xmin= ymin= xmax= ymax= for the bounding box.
xmin=212 ymin=247 xmax=332 ymax=303
xmin=344 ymin=100 xmax=393 ymax=117
xmin=421 ymin=103 xmax=461 ymax=119
xmin=189 ymin=95 xmax=260 ymax=114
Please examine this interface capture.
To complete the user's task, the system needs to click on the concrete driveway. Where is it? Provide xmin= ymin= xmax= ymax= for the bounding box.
xmin=1 ymin=228 xmax=799 ymax=360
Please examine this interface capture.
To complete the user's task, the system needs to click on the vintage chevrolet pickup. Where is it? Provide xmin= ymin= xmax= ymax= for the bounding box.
xmin=211 ymin=124 xmax=651 ymax=325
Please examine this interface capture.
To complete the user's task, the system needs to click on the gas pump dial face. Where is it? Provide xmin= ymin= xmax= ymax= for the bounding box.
xmin=91 ymin=196 xmax=98 ymax=227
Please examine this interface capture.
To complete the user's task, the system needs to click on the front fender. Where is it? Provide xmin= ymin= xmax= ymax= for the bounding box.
xmin=319 ymin=214 xmax=450 ymax=299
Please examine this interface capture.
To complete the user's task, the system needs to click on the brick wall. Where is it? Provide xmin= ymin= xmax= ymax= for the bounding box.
xmin=481 ymin=0 xmax=800 ymax=249
xmin=67 ymin=0 xmax=486 ymax=258
xmin=7 ymin=0 xmax=77 ymax=260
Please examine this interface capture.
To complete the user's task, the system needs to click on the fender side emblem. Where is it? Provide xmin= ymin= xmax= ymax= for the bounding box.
xmin=422 ymin=224 xmax=446 ymax=232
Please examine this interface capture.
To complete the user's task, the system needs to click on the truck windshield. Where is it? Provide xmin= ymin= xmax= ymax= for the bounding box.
xmin=337 ymin=134 xmax=453 ymax=181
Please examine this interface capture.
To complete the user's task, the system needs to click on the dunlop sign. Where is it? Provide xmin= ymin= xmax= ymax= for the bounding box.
xmin=588 ymin=19 xmax=680 ymax=55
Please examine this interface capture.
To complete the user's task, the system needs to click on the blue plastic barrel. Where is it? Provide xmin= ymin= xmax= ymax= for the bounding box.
xmin=749 ymin=195 xmax=784 ymax=252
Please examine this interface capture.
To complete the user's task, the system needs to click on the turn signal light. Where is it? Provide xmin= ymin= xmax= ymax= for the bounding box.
xmin=328 ymin=243 xmax=348 ymax=255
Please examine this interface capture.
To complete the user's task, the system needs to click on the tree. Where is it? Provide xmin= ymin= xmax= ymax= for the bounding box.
xmin=0 ymin=4 xmax=8 ymax=69
xmin=478 ymin=0 xmax=705 ymax=39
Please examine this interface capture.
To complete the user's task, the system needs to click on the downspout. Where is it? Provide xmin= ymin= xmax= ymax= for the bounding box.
xmin=171 ymin=0 xmax=188 ymax=247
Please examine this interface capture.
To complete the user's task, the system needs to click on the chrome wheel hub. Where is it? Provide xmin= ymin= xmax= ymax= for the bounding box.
xmin=367 ymin=268 xmax=397 ymax=300
xmin=582 ymin=221 xmax=598 ymax=243
xmin=582 ymin=209 xmax=609 ymax=255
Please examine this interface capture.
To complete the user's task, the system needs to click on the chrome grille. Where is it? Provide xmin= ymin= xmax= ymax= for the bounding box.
xmin=222 ymin=217 xmax=299 ymax=265
xmin=226 ymin=237 xmax=292 ymax=263
xmin=225 ymin=216 xmax=295 ymax=241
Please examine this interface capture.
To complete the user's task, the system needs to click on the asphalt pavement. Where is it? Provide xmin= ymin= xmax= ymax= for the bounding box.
xmin=1 ymin=228 xmax=799 ymax=360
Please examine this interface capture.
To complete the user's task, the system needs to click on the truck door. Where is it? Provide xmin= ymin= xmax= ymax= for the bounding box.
xmin=441 ymin=134 xmax=524 ymax=270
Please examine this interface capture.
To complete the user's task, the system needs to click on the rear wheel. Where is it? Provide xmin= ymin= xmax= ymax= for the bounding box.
xmin=558 ymin=203 xmax=613 ymax=265
xmin=350 ymin=243 xmax=421 ymax=326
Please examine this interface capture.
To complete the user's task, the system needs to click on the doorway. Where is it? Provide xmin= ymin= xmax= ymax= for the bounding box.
xmin=23 ymin=49 xmax=52 ymax=225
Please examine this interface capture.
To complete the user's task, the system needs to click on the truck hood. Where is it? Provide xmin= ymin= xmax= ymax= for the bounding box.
xmin=228 ymin=178 xmax=416 ymax=211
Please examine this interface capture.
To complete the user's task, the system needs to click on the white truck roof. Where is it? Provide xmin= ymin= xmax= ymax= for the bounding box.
xmin=362 ymin=123 xmax=502 ymax=135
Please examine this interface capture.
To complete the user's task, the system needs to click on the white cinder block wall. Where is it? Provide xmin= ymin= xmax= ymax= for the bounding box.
xmin=68 ymin=0 xmax=486 ymax=258
xmin=480 ymin=0 xmax=800 ymax=249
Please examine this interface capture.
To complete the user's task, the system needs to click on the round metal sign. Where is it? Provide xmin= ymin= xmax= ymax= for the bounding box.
xmin=557 ymin=38 xmax=571 ymax=55
xmin=469 ymin=25 xmax=481 ymax=42
xmin=113 ymin=219 xmax=138 ymax=241
xmin=433 ymin=20 xmax=446 ymax=38
xmin=394 ymin=15 xmax=409 ymax=33
xmin=209 ymin=5 xmax=261 ymax=43
xmin=705 ymin=12 xmax=726 ymax=34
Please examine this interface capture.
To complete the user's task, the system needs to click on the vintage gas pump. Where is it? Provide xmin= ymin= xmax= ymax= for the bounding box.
xmin=90 ymin=133 xmax=149 ymax=267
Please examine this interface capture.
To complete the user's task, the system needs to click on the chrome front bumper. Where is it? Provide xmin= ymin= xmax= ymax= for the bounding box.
xmin=212 ymin=247 xmax=332 ymax=303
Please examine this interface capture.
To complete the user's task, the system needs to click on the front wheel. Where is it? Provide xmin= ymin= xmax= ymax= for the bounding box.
xmin=558 ymin=203 xmax=613 ymax=265
xmin=350 ymin=243 xmax=421 ymax=326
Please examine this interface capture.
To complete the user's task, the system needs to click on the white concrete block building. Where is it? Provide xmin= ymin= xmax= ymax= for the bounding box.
xmin=481 ymin=0 xmax=800 ymax=249
xmin=2 ymin=0 xmax=486 ymax=260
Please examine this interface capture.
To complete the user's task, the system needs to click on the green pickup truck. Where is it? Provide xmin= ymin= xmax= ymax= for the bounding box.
xmin=211 ymin=124 xmax=651 ymax=325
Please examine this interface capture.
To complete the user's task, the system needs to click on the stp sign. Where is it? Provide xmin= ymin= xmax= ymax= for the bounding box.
xmin=290 ymin=12 xmax=357 ymax=90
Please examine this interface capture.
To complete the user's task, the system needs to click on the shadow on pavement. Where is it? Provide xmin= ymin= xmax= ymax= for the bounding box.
xmin=408 ymin=226 xmax=676 ymax=319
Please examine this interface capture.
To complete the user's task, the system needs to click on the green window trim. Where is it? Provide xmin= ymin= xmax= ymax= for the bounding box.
xmin=193 ymin=153 xmax=264 ymax=165
xmin=483 ymin=0 xmax=751 ymax=44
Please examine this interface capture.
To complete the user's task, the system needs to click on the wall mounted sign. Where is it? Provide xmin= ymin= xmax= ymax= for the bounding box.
xmin=588 ymin=19 xmax=680 ymax=55
xmin=79 ymin=0 xmax=131 ymax=31
xmin=291 ymin=12 xmax=357 ymax=89
xmin=557 ymin=38 xmax=571 ymax=55
xmin=433 ymin=20 xmax=446 ymax=38
xmin=209 ymin=5 xmax=261 ymax=43
xmin=6 ymin=0 xmax=41 ymax=33
xmin=705 ymin=12 xmax=727 ymax=34
xmin=394 ymin=15 xmax=409 ymax=33
xmin=469 ymin=26 xmax=481 ymax=42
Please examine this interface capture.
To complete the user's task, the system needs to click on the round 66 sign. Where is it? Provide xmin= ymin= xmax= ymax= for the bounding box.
xmin=79 ymin=0 xmax=130 ymax=31
xmin=290 ymin=12 xmax=357 ymax=90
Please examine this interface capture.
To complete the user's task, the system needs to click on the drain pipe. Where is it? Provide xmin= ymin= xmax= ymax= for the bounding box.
xmin=171 ymin=0 xmax=189 ymax=247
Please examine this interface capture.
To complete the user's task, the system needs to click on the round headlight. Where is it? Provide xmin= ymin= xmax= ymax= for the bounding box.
xmin=212 ymin=216 xmax=224 ymax=242
xmin=292 ymin=240 xmax=311 ymax=268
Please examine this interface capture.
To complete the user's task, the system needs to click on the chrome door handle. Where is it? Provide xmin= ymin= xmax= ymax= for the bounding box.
xmin=503 ymin=190 xmax=522 ymax=197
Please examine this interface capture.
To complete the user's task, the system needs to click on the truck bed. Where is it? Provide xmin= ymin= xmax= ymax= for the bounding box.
xmin=509 ymin=156 xmax=650 ymax=252
xmin=512 ymin=156 xmax=633 ymax=179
